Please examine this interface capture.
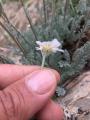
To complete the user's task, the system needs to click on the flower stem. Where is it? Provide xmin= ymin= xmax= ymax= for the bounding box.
xmin=43 ymin=0 xmax=47 ymax=28
xmin=41 ymin=54 xmax=46 ymax=68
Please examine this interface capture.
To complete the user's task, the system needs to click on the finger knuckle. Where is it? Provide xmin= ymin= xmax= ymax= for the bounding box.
xmin=0 ymin=88 xmax=25 ymax=120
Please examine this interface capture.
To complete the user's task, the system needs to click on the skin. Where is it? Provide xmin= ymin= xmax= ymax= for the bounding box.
xmin=0 ymin=64 xmax=64 ymax=120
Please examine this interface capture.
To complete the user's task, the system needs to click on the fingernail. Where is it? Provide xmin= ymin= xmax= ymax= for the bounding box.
xmin=26 ymin=70 xmax=56 ymax=94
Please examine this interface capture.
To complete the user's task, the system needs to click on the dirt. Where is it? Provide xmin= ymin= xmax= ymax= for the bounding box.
xmin=3 ymin=0 xmax=42 ymax=31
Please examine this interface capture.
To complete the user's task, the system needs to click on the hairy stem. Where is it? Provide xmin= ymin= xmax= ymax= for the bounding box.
xmin=41 ymin=54 xmax=46 ymax=68
xmin=63 ymin=0 xmax=69 ymax=21
xmin=20 ymin=0 xmax=38 ymax=41
xmin=43 ymin=0 xmax=47 ymax=27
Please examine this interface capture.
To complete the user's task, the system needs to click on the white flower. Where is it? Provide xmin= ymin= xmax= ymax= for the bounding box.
xmin=36 ymin=39 xmax=64 ymax=56
xmin=36 ymin=39 xmax=64 ymax=67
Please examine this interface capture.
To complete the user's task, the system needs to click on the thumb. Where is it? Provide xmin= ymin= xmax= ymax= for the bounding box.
xmin=0 ymin=70 xmax=58 ymax=120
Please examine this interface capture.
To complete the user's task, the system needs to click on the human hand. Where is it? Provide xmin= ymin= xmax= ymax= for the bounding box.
xmin=0 ymin=64 xmax=64 ymax=120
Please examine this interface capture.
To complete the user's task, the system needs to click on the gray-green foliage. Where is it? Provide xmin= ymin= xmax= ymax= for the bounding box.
xmin=0 ymin=0 xmax=90 ymax=84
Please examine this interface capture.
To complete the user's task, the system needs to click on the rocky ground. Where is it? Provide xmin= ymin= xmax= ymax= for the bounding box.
xmin=0 ymin=1 xmax=90 ymax=120
xmin=57 ymin=72 xmax=90 ymax=120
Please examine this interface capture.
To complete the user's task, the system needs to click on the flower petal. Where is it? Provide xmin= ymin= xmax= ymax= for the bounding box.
xmin=41 ymin=41 xmax=51 ymax=46
xmin=52 ymin=48 xmax=58 ymax=53
xmin=36 ymin=41 xmax=42 ymax=46
xmin=36 ymin=47 xmax=41 ymax=50
xmin=52 ymin=48 xmax=64 ymax=53
xmin=51 ymin=39 xmax=61 ymax=48
xmin=57 ymin=49 xmax=64 ymax=53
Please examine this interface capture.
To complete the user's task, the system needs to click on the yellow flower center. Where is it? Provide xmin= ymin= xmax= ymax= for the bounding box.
xmin=42 ymin=44 xmax=53 ymax=54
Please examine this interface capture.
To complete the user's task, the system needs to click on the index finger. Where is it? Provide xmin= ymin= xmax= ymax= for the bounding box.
xmin=0 ymin=64 xmax=60 ymax=89
xmin=0 ymin=64 xmax=40 ymax=89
